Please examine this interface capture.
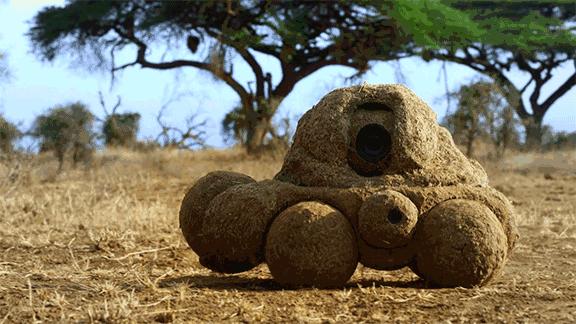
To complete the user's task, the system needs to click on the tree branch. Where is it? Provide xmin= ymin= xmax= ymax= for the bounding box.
xmin=235 ymin=48 xmax=265 ymax=98
xmin=250 ymin=43 xmax=281 ymax=58
xmin=540 ymin=71 xmax=576 ymax=113
xmin=111 ymin=26 xmax=252 ymax=108
xmin=98 ymin=91 xmax=122 ymax=117
xmin=519 ymin=78 xmax=532 ymax=94
xmin=155 ymin=103 xmax=207 ymax=149
xmin=428 ymin=49 xmax=532 ymax=120
xmin=210 ymin=26 xmax=265 ymax=98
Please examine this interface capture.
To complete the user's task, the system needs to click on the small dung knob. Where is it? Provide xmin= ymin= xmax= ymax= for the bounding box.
xmin=358 ymin=190 xmax=419 ymax=248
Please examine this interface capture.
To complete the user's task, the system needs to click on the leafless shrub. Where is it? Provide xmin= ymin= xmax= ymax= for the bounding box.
xmin=155 ymin=103 xmax=207 ymax=150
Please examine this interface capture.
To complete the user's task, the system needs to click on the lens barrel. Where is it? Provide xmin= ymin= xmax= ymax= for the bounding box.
xmin=355 ymin=124 xmax=392 ymax=163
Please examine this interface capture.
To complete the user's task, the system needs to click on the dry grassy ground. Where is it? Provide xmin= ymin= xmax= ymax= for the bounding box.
xmin=1 ymin=148 xmax=575 ymax=323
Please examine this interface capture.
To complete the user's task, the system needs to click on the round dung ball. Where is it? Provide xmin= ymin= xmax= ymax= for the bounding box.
xmin=265 ymin=201 xmax=358 ymax=288
xmin=198 ymin=181 xmax=280 ymax=273
xmin=412 ymin=199 xmax=507 ymax=287
xmin=179 ymin=171 xmax=255 ymax=253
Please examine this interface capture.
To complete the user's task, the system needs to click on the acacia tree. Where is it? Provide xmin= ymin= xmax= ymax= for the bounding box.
xmin=0 ymin=114 xmax=20 ymax=154
xmin=28 ymin=0 xmax=410 ymax=152
xmin=103 ymin=112 xmax=140 ymax=147
xmin=32 ymin=102 xmax=95 ymax=171
xmin=398 ymin=1 xmax=576 ymax=148
xmin=443 ymin=81 xmax=493 ymax=158
xmin=30 ymin=1 xmax=567 ymax=151
xmin=493 ymin=104 xmax=521 ymax=157
xmin=222 ymin=104 xmax=293 ymax=149
xmin=443 ymin=80 xmax=520 ymax=158
xmin=98 ymin=93 xmax=141 ymax=147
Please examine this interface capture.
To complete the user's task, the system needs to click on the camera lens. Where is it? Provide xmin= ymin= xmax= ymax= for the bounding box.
xmin=355 ymin=124 xmax=392 ymax=163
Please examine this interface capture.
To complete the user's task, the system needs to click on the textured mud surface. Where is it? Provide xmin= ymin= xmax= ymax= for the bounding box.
xmin=180 ymin=85 xmax=517 ymax=288
xmin=1 ymin=149 xmax=574 ymax=322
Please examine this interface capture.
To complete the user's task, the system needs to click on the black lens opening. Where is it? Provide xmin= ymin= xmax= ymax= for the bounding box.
xmin=355 ymin=124 xmax=392 ymax=163
xmin=387 ymin=208 xmax=404 ymax=224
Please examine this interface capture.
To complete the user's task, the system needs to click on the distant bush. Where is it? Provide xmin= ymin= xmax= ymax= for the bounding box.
xmin=133 ymin=139 xmax=162 ymax=152
xmin=32 ymin=102 xmax=95 ymax=171
xmin=222 ymin=105 xmax=294 ymax=151
xmin=222 ymin=106 xmax=248 ymax=145
xmin=442 ymin=80 xmax=521 ymax=159
xmin=0 ymin=114 xmax=21 ymax=154
xmin=542 ymin=127 xmax=576 ymax=150
xmin=102 ymin=112 xmax=140 ymax=147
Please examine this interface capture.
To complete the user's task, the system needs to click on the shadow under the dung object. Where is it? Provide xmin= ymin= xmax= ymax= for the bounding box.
xmin=350 ymin=278 xmax=429 ymax=289
xmin=159 ymin=274 xmax=429 ymax=291
xmin=158 ymin=274 xmax=282 ymax=292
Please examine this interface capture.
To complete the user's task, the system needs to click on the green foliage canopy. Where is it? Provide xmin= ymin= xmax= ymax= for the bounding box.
xmin=103 ymin=112 xmax=141 ymax=147
xmin=0 ymin=114 xmax=20 ymax=153
xmin=24 ymin=0 xmax=409 ymax=151
xmin=386 ymin=0 xmax=576 ymax=146
xmin=27 ymin=1 xmax=575 ymax=150
xmin=32 ymin=102 xmax=95 ymax=170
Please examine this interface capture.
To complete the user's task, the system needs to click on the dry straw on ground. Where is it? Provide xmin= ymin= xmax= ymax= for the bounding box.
xmin=1 ymin=146 xmax=576 ymax=322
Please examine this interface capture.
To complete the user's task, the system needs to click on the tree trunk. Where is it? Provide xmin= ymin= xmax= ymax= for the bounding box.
xmin=465 ymin=131 xmax=475 ymax=158
xmin=246 ymin=116 xmax=272 ymax=154
xmin=523 ymin=117 xmax=543 ymax=150
xmin=244 ymin=98 xmax=281 ymax=154
xmin=56 ymin=152 xmax=65 ymax=173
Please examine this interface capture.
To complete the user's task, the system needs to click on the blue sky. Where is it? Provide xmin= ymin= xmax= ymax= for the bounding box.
xmin=1 ymin=0 xmax=575 ymax=148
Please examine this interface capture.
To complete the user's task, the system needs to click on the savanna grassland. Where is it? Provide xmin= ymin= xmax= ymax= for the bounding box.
xmin=0 ymin=148 xmax=575 ymax=323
